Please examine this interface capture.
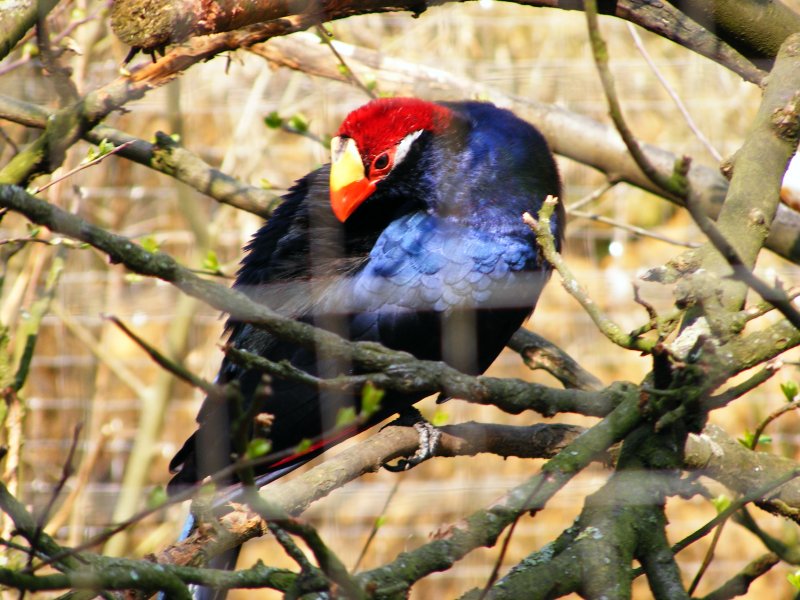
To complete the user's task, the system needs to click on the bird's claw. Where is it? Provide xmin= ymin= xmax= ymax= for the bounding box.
xmin=383 ymin=411 xmax=441 ymax=472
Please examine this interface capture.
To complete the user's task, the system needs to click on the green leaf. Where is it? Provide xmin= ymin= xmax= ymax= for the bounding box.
xmin=337 ymin=64 xmax=350 ymax=76
xmin=788 ymin=570 xmax=800 ymax=590
xmin=432 ymin=409 xmax=450 ymax=427
xmin=202 ymin=250 xmax=220 ymax=273
xmin=710 ymin=494 xmax=731 ymax=514
xmin=246 ymin=437 xmax=272 ymax=459
xmin=86 ymin=138 xmax=115 ymax=162
xmin=360 ymin=382 xmax=384 ymax=418
xmin=259 ymin=178 xmax=273 ymax=190
xmin=264 ymin=111 xmax=283 ymax=129
xmin=335 ymin=406 xmax=357 ymax=428
xmin=139 ymin=235 xmax=160 ymax=253
xmin=738 ymin=431 xmax=772 ymax=448
xmin=296 ymin=438 xmax=313 ymax=453
xmin=23 ymin=42 xmax=39 ymax=58
xmin=374 ymin=515 xmax=387 ymax=529
xmin=781 ymin=380 xmax=798 ymax=402
xmin=146 ymin=485 xmax=168 ymax=509
xmin=288 ymin=113 xmax=309 ymax=133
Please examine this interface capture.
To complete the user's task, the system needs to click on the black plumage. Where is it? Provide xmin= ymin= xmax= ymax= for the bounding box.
xmin=168 ymin=98 xmax=563 ymax=493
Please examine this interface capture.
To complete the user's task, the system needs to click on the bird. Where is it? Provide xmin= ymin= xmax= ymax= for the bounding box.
xmin=167 ymin=97 xmax=563 ymax=597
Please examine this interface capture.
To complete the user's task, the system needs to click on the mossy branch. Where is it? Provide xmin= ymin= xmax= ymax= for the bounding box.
xmin=0 ymin=184 xmax=625 ymax=420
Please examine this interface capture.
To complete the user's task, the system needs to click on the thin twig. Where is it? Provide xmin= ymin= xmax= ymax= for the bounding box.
xmin=585 ymin=0 xmax=688 ymax=199
xmin=243 ymin=489 xmax=367 ymax=599
xmin=702 ymin=362 xmax=781 ymax=412
xmin=105 ymin=314 xmax=226 ymax=402
xmin=51 ymin=301 xmax=144 ymax=394
xmin=566 ymin=180 xmax=617 ymax=212
xmin=732 ymin=507 xmax=800 ymax=563
xmin=699 ymin=552 xmax=779 ymax=600
xmin=352 ymin=478 xmax=401 ymax=572
xmin=688 ymin=517 xmax=726 ymax=594
xmin=477 ymin=493 xmax=540 ymax=600
xmin=28 ymin=424 xmax=83 ymax=570
xmin=524 ymin=197 xmax=653 ymax=353
xmin=569 ymin=208 xmax=700 ymax=248
xmin=33 ymin=140 xmax=135 ymax=194
xmin=45 ymin=426 xmax=110 ymax=536
xmin=0 ymin=235 xmax=87 ymax=249
xmin=315 ymin=25 xmax=376 ymax=99
xmin=655 ymin=360 xmax=781 ymax=432
xmin=0 ymin=127 xmax=18 ymax=155
xmin=35 ymin=10 xmax=79 ymax=105
xmin=507 ymin=329 xmax=603 ymax=391
xmin=751 ymin=398 xmax=800 ymax=452
xmin=671 ymin=468 xmax=800 ymax=556
xmin=626 ymin=23 xmax=722 ymax=163
xmin=270 ymin=522 xmax=314 ymax=571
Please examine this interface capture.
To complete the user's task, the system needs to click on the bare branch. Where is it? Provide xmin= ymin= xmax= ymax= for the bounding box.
xmin=507 ymin=329 xmax=603 ymax=391
xmin=699 ymin=553 xmax=780 ymax=600
xmin=105 ymin=314 xmax=227 ymax=402
xmin=568 ymin=207 xmax=700 ymax=248
xmin=586 ymin=0 xmax=689 ymax=199
xmin=525 ymin=198 xmax=654 ymax=353
xmin=626 ymin=22 xmax=722 ymax=163
xmin=0 ymin=0 xmax=60 ymax=61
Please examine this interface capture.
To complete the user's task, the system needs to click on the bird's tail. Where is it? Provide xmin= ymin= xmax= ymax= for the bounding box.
xmin=181 ymin=464 xmax=304 ymax=600
xmin=172 ymin=420 xmax=370 ymax=599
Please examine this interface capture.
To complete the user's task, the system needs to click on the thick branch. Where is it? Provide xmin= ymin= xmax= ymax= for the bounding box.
xmin=507 ymin=329 xmax=603 ymax=391
xmin=153 ymin=421 xmax=594 ymax=566
xmin=0 ymin=0 xmax=60 ymax=61
xmin=668 ymin=0 xmax=800 ymax=68
xmin=110 ymin=0 xmax=767 ymax=83
xmin=150 ymin=423 xmax=800 ymax=583
xmin=699 ymin=32 xmax=800 ymax=311
xmin=699 ymin=553 xmax=779 ymax=600
xmin=358 ymin=394 xmax=642 ymax=596
xmin=685 ymin=425 xmax=800 ymax=522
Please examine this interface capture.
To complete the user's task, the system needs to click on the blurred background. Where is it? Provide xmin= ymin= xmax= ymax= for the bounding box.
xmin=1 ymin=1 xmax=800 ymax=597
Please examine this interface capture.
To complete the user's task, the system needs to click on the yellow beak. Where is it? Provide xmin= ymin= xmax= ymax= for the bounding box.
xmin=330 ymin=136 xmax=375 ymax=222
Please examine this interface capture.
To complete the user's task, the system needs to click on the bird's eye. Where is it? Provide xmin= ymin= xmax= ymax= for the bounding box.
xmin=371 ymin=152 xmax=391 ymax=174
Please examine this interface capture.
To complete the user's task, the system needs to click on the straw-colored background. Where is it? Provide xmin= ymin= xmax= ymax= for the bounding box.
xmin=1 ymin=2 xmax=800 ymax=598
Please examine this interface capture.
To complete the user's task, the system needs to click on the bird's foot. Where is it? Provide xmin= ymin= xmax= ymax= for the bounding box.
xmin=382 ymin=408 xmax=441 ymax=472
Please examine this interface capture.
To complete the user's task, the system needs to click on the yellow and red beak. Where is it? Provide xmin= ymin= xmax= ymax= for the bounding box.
xmin=330 ymin=136 xmax=375 ymax=222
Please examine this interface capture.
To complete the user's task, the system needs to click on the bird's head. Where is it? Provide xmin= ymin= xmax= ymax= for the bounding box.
xmin=329 ymin=98 xmax=453 ymax=222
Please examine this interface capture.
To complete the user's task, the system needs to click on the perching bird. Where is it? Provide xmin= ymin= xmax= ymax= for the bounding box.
xmin=168 ymin=98 xmax=563 ymax=596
